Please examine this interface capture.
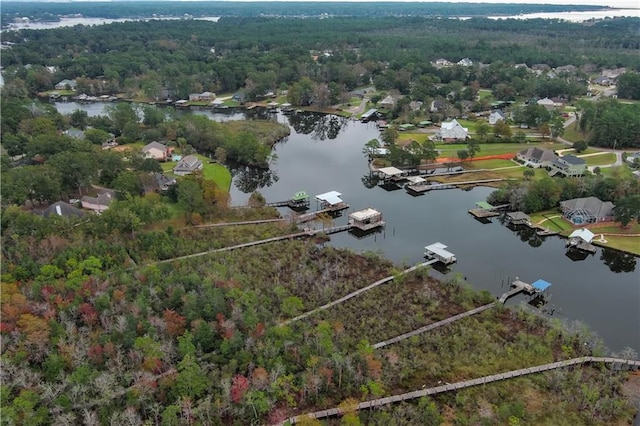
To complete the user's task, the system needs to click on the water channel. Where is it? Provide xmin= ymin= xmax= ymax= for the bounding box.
xmin=53 ymin=101 xmax=640 ymax=354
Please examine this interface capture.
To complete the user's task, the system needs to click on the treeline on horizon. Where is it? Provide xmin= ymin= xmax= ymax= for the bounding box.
xmin=0 ymin=1 xmax=608 ymax=22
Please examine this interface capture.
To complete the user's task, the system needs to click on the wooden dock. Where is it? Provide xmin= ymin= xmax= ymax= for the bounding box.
xmin=498 ymin=278 xmax=547 ymax=303
xmin=468 ymin=208 xmax=500 ymax=218
xmin=406 ymin=182 xmax=455 ymax=193
xmin=566 ymin=237 xmax=597 ymax=253
xmin=292 ymin=206 xmax=349 ymax=224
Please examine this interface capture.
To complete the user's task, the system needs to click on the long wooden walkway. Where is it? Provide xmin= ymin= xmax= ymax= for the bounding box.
xmin=373 ymin=285 xmax=527 ymax=349
xmin=180 ymin=218 xmax=285 ymax=230
xmin=155 ymin=225 xmax=352 ymax=265
xmin=284 ymin=357 xmax=640 ymax=424
xmin=373 ymin=303 xmax=495 ymax=349
xmin=281 ymin=260 xmax=437 ymax=325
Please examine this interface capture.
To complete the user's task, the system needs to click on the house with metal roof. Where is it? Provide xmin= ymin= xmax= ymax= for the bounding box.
xmin=560 ymin=197 xmax=615 ymax=225
xmin=315 ymin=191 xmax=348 ymax=210
xmin=360 ymin=108 xmax=379 ymax=122
xmin=424 ymin=242 xmax=457 ymax=264
xmin=549 ymin=155 xmax=586 ymax=177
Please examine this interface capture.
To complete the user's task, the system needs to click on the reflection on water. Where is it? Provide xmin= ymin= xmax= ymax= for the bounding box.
xmin=361 ymin=173 xmax=380 ymax=189
xmin=565 ymin=248 xmax=593 ymax=262
xmin=601 ymin=248 xmax=637 ymax=274
xmin=286 ymin=113 xmax=348 ymax=140
xmin=228 ymin=163 xmax=279 ymax=194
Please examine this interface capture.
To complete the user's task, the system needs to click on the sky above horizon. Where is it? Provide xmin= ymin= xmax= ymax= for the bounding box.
xmin=6 ymin=0 xmax=640 ymax=10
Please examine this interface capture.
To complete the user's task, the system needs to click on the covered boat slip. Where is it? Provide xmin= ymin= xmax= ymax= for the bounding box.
xmin=315 ymin=191 xmax=349 ymax=211
xmin=424 ymin=242 xmax=457 ymax=265
xmin=348 ymin=208 xmax=386 ymax=231
xmin=375 ymin=166 xmax=407 ymax=183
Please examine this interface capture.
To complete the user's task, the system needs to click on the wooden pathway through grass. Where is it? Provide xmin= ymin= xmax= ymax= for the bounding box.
xmin=285 ymin=357 xmax=640 ymax=424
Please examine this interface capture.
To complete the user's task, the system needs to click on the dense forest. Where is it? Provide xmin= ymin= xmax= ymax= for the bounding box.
xmin=2 ymin=16 xmax=639 ymax=101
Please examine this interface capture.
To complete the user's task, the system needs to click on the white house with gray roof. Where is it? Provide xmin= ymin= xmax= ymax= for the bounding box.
xmin=438 ymin=119 xmax=468 ymax=142
xmin=517 ymin=147 xmax=557 ymax=168
xmin=173 ymin=155 xmax=203 ymax=176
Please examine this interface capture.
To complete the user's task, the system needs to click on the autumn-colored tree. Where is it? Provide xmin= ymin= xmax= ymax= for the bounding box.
xmin=0 ymin=282 xmax=29 ymax=332
xmin=163 ymin=309 xmax=186 ymax=337
xmin=251 ymin=367 xmax=270 ymax=390
xmin=231 ymin=374 xmax=250 ymax=403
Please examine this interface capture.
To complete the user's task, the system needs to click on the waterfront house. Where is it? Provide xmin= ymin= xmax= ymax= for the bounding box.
xmin=173 ymin=155 xmax=203 ymax=176
xmin=439 ymin=119 xmax=468 ymax=142
xmin=142 ymin=141 xmax=172 ymax=161
xmin=232 ymin=92 xmax=247 ymax=103
xmin=516 ymin=147 xmax=557 ymax=168
xmin=488 ymin=110 xmax=506 ymax=125
xmin=549 ymin=155 xmax=586 ymax=177
xmin=55 ymin=79 xmax=77 ymax=90
xmin=560 ymin=197 xmax=615 ymax=225
xmin=81 ymin=188 xmax=116 ymax=213
xmin=189 ymin=91 xmax=215 ymax=102
xmin=360 ymin=109 xmax=379 ymax=123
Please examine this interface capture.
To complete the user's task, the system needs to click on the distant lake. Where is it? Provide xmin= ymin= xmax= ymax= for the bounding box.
xmin=2 ymin=16 xmax=220 ymax=32
xmin=487 ymin=8 xmax=639 ymax=22
xmin=53 ymin=101 xmax=640 ymax=354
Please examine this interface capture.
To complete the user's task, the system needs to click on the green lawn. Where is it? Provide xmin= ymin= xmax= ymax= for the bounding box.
xmin=478 ymin=89 xmax=493 ymax=100
xmin=595 ymin=236 xmax=640 ymax=256
xmin=201 ymin=158 xmax=232 ymax=191
xmin=161 ymin=155 xmax=232 ymax=191
xmin=599 ymin=165 xmax=634 ymax=178
xmin=465 ymin=159 xmax=517 ymax=169
xmin=561 ymin=122 xmax=587 ymax=144
xmin=435 ymin=142 xmax=566 ymax=157
xmin=581 ymin=153 xmax=617 ymax=166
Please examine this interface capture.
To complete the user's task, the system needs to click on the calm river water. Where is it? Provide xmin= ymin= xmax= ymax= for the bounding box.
xmin=54 ymin=102 xmax=640 ymax=354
